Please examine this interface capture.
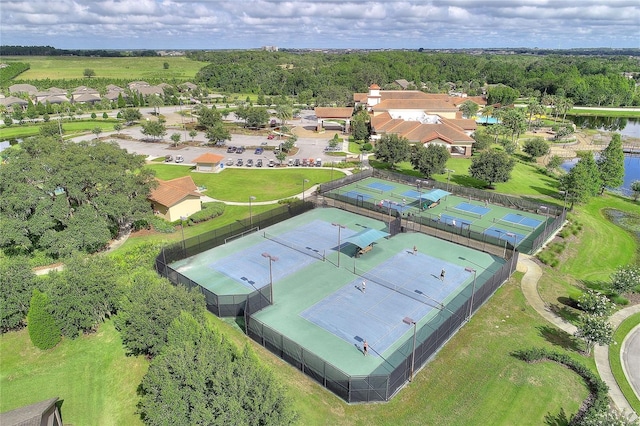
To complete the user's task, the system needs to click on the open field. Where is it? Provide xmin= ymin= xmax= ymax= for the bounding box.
xmin=0 ymin=320 xmax=147 ymax=426
xmin=0 ymin=120 xmax=119 ymax=139
xmin=0 ymin=56 xmax=209 ymax=81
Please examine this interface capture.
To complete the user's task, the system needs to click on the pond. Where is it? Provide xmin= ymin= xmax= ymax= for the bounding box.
xmin=567 ymin=116 xmax=640 ymax=139
xmin=561 ymin=155 xmax=640 ymax=196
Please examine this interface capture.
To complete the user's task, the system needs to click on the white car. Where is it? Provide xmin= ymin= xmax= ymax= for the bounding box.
xmin=175 ymin=155 xmax=184 ymax=163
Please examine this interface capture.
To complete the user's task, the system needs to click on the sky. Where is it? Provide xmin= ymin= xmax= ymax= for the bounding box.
xmin=1 ymin=0 xmax=639 ymax=50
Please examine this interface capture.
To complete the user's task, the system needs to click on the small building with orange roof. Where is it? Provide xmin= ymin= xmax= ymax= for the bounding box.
xmin=192 ymin=152 xmax=225 ymax=173
xmin=148 ymin=176 xmax=201 ymax=222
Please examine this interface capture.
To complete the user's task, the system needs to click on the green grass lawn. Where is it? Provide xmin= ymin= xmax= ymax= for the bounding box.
xmin=569 ymin=108 xmax=640 ymax=118
xmin=1 ymin=56 xmax=209 ymax=81
xmin=146 ymin=165 xmax=344 ymax=202
xmin=0 ymin=320 xmax=147 ymax=426
xmin=610 ymin=312 xmax=640 ymax=415
xmin=0 ymin=120 xmax=119 ymax=139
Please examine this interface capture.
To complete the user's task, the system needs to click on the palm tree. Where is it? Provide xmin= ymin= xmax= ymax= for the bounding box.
xmin=482 ymin=105 xmax=494 ymax=124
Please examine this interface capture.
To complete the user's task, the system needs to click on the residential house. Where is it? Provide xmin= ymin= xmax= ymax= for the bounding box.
xmin=148 ymin=176 xmax=202 ymax=222
xmin=8 ymin=83 xmax=38 ymax=96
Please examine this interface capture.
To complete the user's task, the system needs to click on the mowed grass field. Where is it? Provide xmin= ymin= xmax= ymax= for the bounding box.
xmin=0 ymin=320 xmax=147 ymax=425
xmin=1 ymin=56 xmax=209 ymax=80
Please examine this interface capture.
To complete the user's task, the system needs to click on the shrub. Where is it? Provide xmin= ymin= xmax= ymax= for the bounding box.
xmin=148 ymin=216 xmax=175 ymax=234
xmin=610 ymin=265 xmax=640 ymax=295
xmin=27 ymin=289 xmax=61 ymax=350
xmin=187 ymin=202 xmax=225 ymax=223
xmin=278 ymin=197 xmax=300 ymax=204
xmin=577 ymin=289 xmax=612 ymax=317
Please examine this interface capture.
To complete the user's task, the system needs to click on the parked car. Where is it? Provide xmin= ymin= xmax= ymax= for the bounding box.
xmin=315 ymin=158 xmax=322 ymax=167
xmin=255 ymin=147 xmax=264 ymax=155
xmin=226 ymin=146 xmax=236 ymax=153
xmin=308 ymin=158 xmax=315 ymax=166
xmin=236 ymin=146 xmax=245 ymax=154
xmin=302 ymin=158 xmax=308 ymax=166
xmin=293 ymin=158 xmax=300 ymax=166
xmin=175 ymin=155 xmax=184 ymax=163
xmin=256 ymin=159 xmax=263 ymax=167
xmin=164 ymin=155 xmax=173 ymax=162
xmin=226 ymin=158 xmax=234 ymax=166
xmin=246 ymin=159 xmax=253 ymax=167
xmin=288 ymin=158 xmax=294 ymax=166
xmin=267 ymin=134 xmax=275 ymax=140
xmin=236 ymin=158 xmax=243 ymax=166
xmin=268 ymin=159 xmax=275 ymax=167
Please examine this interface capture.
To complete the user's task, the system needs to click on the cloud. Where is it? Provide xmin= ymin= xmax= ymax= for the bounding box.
xmin=1 ymin=0 xmax=638 ymax=49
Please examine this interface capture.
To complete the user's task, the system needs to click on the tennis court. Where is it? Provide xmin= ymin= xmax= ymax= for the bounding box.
xmin=326 ymin=176 xmax=551 ymax=253
xmin=172 ymin=207 xmax=505 ymax=376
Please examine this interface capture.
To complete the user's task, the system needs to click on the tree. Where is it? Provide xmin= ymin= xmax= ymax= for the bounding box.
xmin=39 ymin=121 xmax=60 ymax=138
xmin=525 ymin=99 xmax=545 ymax=130
xmin=522 ymin=137 xmax=550 ymax=160
xmin=139 ymin=312 xmax=297 ymax=425
xmin=411 ymin=144 xmax=450 ymax=178
xmin=275 ymin=103 xmax=293 ymax=127
xmin=170 ymin=132 xmax=181 ymax=147
xmin=117 ymin=92 xmax=126 ymax=108
xmin=487 ymin=85 xmax=519 ymax=106
xmin=83 ymin=68 xmax=96 ymax=78
xmin=0 ymin=256 xmax=37 ymax=332
xmin=188 ymin=129 xmax=198 ymax=143
xmin=276 ymin=151 xmax=287 ymax=165
xmin=244 ymin=107 xmax=270 ymax=128
xmin=195 ymin=105 xmax=222 ymax=130
xmin=114 ymin=272 xmax=207 ymax=357
xmin=148 ymin=95 xmax=164 ymax=116
xmin=459 ymin=100 xmax=479 ymax=119
xmin=597 ymin=133 xmax=625 ymax=194
xmin=632 ymin=180 xmax=640 ymax=201
xmin=610 ymin=265 xmax=640 ymax=295
xmin=44 ymin=255 xmax=122 ymax=338
xmin=163 ymin=62 xmax=169 ymax=69
xmin=577 ymin=289 xmax=612 ymax=317
xmin=27 ymin=289 xmax=61 ymax=350
xmin=468 ymin=149 xmax=516 ymax=188
xmin=560 ymin=151 xmax=601 ymax=209
xmin=102 ymin=112 xmax=108 ymax=119
xmin=574 ymin=313 xmax=612 ymax=355
xmin=141 ymin=120 xmax=167 ymax=141
xmin=328 ymin=133 xmax=341 ymax=149
xmin=500 ymin=108 xmax=527 ymax=143
xmin=351 ymin=110 xmax=370 ymax=141
xmin=92 ymin=127 xmax=102 ymax=139
xmin=282 ymin=135 xmax=296 ymax=153
xmin=121 ymin=108 xmax=142 ymax=125
xmin=472 ymin=129 xmax=492 ymax=151
xmin=4 ymin=115 xmax=13 ymax=127
xmin=113 ymin=122 xmax=123 ymax=133
xmin=0 ymin=137 xmax=155 ymax=256
xmin=374 ymin=134 xmax=410 ymax=169
xmin=546 ymin=155 xmax=563 ymax=172
xmin=205 ymin=122 xmax=231 ymax=145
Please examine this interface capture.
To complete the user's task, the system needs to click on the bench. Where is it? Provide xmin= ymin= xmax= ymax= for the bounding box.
xmin=357 ymin=245 xmax=373 ymax=256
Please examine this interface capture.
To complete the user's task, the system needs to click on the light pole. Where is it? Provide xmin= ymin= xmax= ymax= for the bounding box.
xmin=445 ymin=169 xmax=455 ymax=191
xmin=180 ymin=216 xmax=187 ymax=252
xmin=249 ymin=195 xmax=256 ymax=226
xmin=262 ymin=252 xmax=278 ymax=304
xmin=302 ymin=178 xmax=309 ymax=201
xmin=331 ymin=223 xmax=346 ymax=268
xmin=464 ymin=267 xmax=477 ymax=321
xmin=416 ymin=180 xmax=423 ymax=210
xmin=403 ymin=316 xmax=417 ymax=381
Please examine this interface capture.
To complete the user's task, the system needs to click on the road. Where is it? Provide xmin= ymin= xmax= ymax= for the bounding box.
xmin=623 ymin=324 xmax=640 ymax=404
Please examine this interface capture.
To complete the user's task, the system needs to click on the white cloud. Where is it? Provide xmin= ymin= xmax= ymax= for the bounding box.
xmin=0 ymin=0 xmax=638 ymax=49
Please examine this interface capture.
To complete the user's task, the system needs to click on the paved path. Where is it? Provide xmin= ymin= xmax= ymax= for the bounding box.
xmin=518 ymin=254 xmax=639 ymax=419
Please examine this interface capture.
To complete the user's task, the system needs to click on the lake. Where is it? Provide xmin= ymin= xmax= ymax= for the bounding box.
xmin=561 ymin=155 xmax=640 ymax=196
xmin=567 ymin=116 xmax=640 ymax=139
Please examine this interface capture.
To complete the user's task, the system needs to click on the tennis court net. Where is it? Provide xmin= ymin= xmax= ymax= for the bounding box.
xmin=445 ymin=206 xmax=482 ymax=219
xmin=493 ymin=218 xmax=534 ymax=231
xmin=263 ymin=232 xmax=325 ymax=261
xmin=355 ymin=184 xmax=385 ymax=195
xmin=354 ymin=267 xmax=444 ymax=310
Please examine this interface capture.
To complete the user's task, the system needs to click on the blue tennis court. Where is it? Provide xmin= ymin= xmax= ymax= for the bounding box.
xmin=343 ymin=190 xmax=373 ymax=201
xmin=502 ymin=213 xmax=542 ymax=228
xmin=455 ymin=202 xmax=491 ymax=216
xmin=300 ymin=250 xmax=471 ymax=356
xmin=439 ymin=214 xmax=473 ymax=228
xmin=368 ymin=182 xmax=396 ymax=192
xmin=484 ymin=227 xmax=526 ymax=245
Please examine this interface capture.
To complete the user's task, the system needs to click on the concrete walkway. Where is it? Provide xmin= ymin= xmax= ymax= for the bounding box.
xmin=518 ymin=254 xmax=639 ymax=419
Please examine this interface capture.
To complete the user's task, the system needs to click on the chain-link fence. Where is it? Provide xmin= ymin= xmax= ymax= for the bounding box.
xmin=247 ymin=251 xmax=518 ymax=403
xmin=155 ymin=201 xmax=314 ymax=316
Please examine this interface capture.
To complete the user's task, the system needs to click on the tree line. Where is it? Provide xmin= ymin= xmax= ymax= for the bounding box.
xmin=191 ymin=50 xmax=640 ymax=107
xmin=1 ymin=45 xmax=159 ymax=57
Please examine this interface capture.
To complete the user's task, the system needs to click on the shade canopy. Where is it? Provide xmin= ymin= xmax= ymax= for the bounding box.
xmin=343 ymin=228 xmax=390 ymax=249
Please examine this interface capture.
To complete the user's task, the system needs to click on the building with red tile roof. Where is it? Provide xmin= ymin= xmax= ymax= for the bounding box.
xmin=192 ymin=153 xmax=226 ymax=173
